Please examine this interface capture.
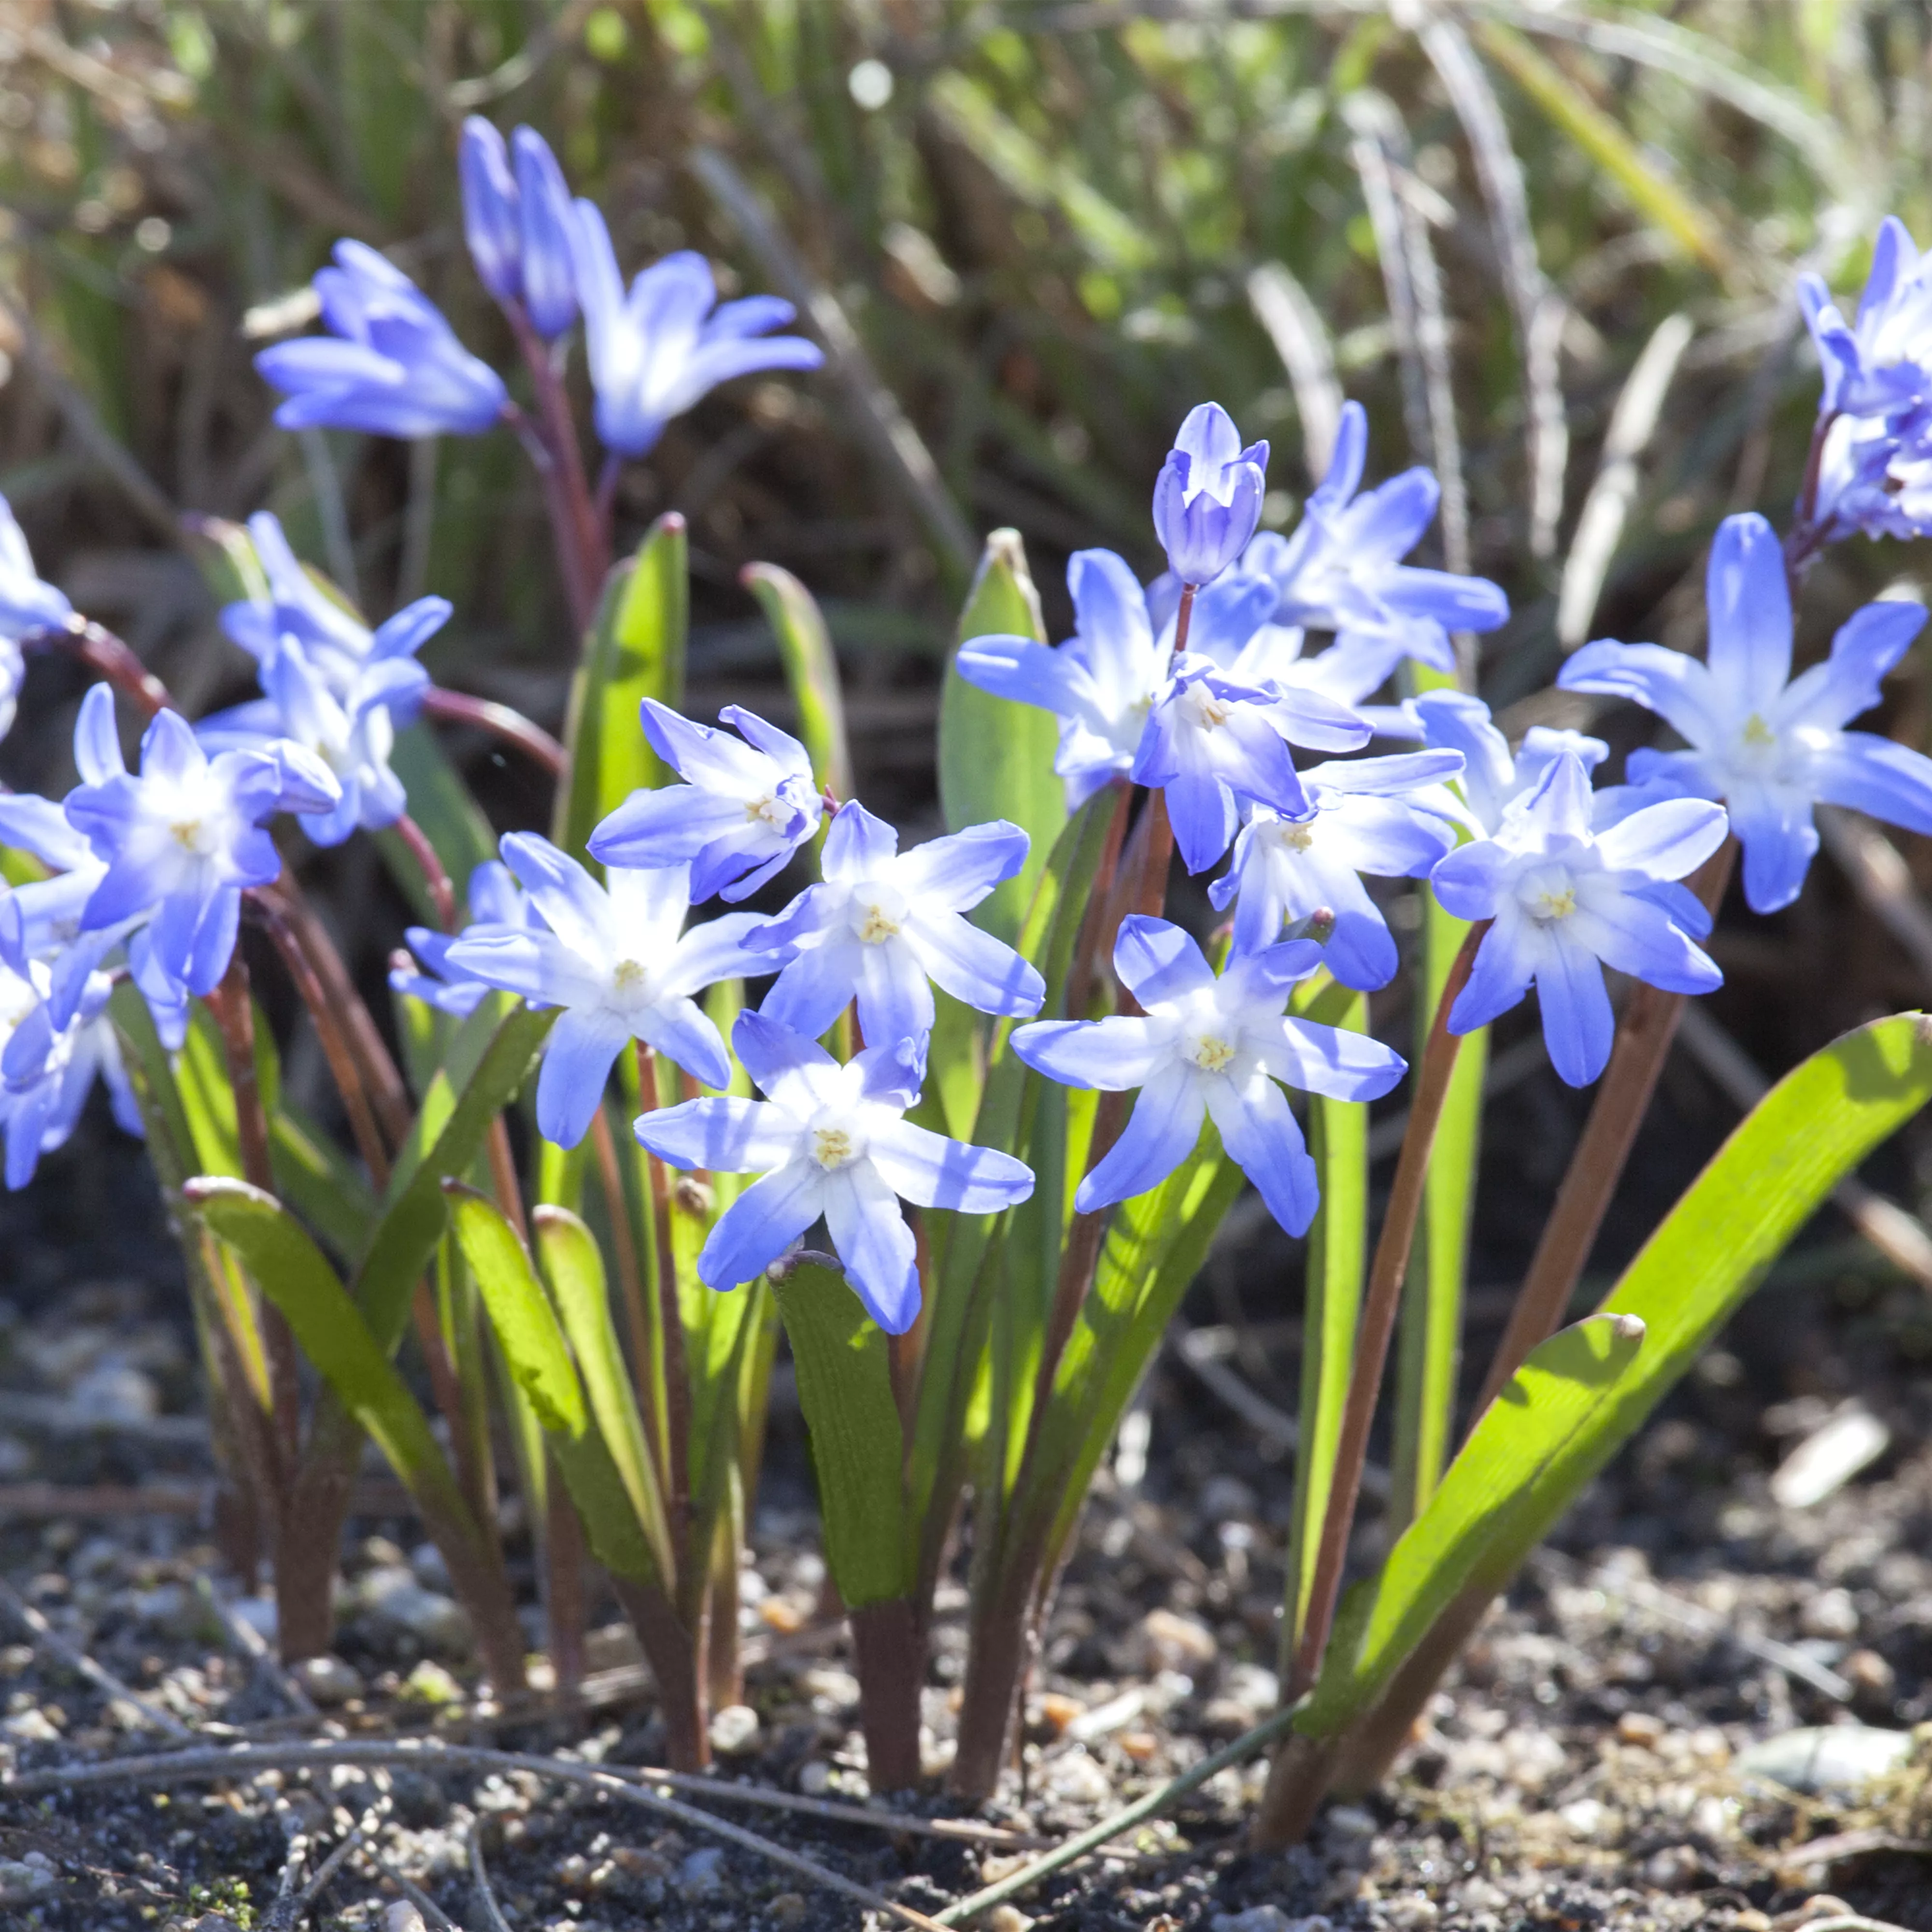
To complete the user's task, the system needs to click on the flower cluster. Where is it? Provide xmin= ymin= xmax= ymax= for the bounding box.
xmin=258 ymin=121 xmax=824 ymax=459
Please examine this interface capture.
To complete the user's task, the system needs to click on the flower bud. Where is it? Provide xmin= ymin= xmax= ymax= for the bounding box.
xmin=458 ymin=116 xmax=521 ymax=304
xmin=512 ymin=126 xmax=579 ymax=340
xmin=1151 ymin=401 xmax=1268 ymax=588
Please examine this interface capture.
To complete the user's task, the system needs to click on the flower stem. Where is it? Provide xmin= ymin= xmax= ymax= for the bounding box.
xmin=421 ymin=685 xmax=566 ymax=778
xmin=1469 ymin=839 xmax=1736 ymax=1422
xmin=395 ymin=811 xmax=457 ymax=930
xmin=1285 ymin=917 xmax=1488 ymax=1702
xmin=24 ymin=615 xmax=172 ymax=716
xmin=504 ymin=313 xmax=608 ymax=629
xmin=1784 ymin=409 xmax=1838 ymax=586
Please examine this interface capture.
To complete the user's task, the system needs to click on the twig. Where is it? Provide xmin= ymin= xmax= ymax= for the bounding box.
xmin=422 ymin=687 xmax=567 ymax=779
xmin=261 ymin=1825 xmax=311 ymax=1932
xmin=293 ymin=1799 xmax=388 ymax=1918
xmin=466 ymin=1821 xmax=515 ymax=1932
xmin=368 ymin=1843 xmax=460 ymax=1932
xmin=0 ymin=1576 xmax=192 ymax=1741
xmin=931 ymin=1701 xmax=1304 ymax=1924
xmin=2 ymin=1741 xmax=954 ymax=1932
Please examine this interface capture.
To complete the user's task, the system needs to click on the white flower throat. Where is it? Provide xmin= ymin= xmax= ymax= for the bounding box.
xmin=1517 ymin=862 xmax=1578 ymax=924
xmin=808 ymin=1108 xmax=866 ymax=1170
xmin=849 ymin=881 xmax=907 ymax=945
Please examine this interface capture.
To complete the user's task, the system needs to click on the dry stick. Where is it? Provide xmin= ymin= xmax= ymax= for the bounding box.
xmin=4 ymin=1741 xmax=954 ymax=1932
xmin=466 ymin=1820 xmax=514 ymax=1932
xmin=1288 ymin=920 xmax=1488 ymax=1702
xmin=1470 ymin=842 xmax=1735 ymax=1421
xmin=422 ymin=686 xmax=567 ymax=778
xmin=932 ymin=1701 xmax=1305 ymax=1926
xmin=0 ymin=1577 xmax=194 ymax=1742
xmin=260 ymin=1827 xmax=311 ymax=1932
xmin=293 ymin=1799 xmax=388 ymax=1919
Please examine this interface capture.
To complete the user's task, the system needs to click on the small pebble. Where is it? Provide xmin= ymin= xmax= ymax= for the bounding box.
xmin=1136 ymin=1608 xmax=1216 ymax=1670
xmin=381 ymin=1908 xmax=427 ymax=1932
xmin=986 ymin=1909 xmax=1034 ymax=1932
xmin=1033 ymin=1690 xmax=1083 ymax=1736
xmin=1616 ymin=1711 xmax=1664 ymax=1747
xmin=1732 ymin=1913 xmax=1772 ymax=1932
xmin=1042 ymin=1746 xmax=1112 ymax=1806
xmin=1643 ymin=1845 xmax=1702 ymax=1891
xmin=709 ymin=1703 xmax=761 ymax=1755
xmin=677 ymin=1846 xmax=725 ymax=1896
xmin=1799 ymin=1586 xmax=1860 ymax=1640
xmin=1843 ymin=1647 xmax=1896 ymax=1697
xmin=292 ymin=1654 xmax=363 ymax=1706
xmin=768 ymin=1895 xmax=807 ymax=1926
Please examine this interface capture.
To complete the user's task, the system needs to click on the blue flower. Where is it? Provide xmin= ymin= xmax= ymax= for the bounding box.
xmin=635 ymin=1012 xmax=1034 ymax=1335
xmin=1152 ymin=403 xmax=1268 ymax=587
xmin=391 ymin=861 xmax=532 ymax=1018
xmin=444 ymin=834 xmax=784 ymax=1149
xmin=1799 ymin=218 xmax=1932 ymax=419
xmin=956 ymin=550 xmax=1367 ymax=825
xmin=1810 ymin=403 xmax=1932 ymax=546
xmin=1557 ymin=511 xmax=1932 ymax=914
xmin=221 ymin=511 xmax=451 ymax=707
xmin=1208 ymin=750 xmax=1465 ymax=986
xmin=1239 ymin=401 xmax=1508 ymax=694
xmin=63 ymin=687 xmax=338 ymax=996
xmin=457 ymin=119 xmax=579 ymax=340
xmin=1430 ymin=752 xmax=1727 ymax=1086
xmin=567 ymin=210 xmax=823 ymax=458
xmin=1403 ymin=689 xmax=1610 ymax=836
xmin=752 ymin=803 xmax=1044 ymax=1049
xmin=0 ymin=928 xmax=135 ymax=1191
xmin=587 ymin=701 xmax=824 ymax=902
xmin=1012 ymin=916 xmax=1406 ymax=1235
xmin=0 ymin=493 xmax=71 ymax=745
xmin=199 ymin=603 xmax=432 ymax=847
xmin=255 ymin=240 xmax=509 ymax=439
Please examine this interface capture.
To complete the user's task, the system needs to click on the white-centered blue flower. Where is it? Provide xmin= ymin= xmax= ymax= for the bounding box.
xmin=457 ymin=118 xmax=579 ymax=340
xmin=221 ymin=511 xmax=451 ymax=709
xmin=390 ymin=861 xmax=532 ymax=1018
xmin=1557 ymin=511 xmax=1932 ymax=914
xmin=1208 ymin=750 xmax=1465 ymax=987
xmin=1152 ymin=403 xmax=1268 ymax=587
xmin=1430 ymin=752 xmax=1727 ymax=1087
xmin=1799 ymin=218 xmax=1932 ymax=419
xmin=256 ymin=240 xmax=509 ymax=439
xmin=1239 ymin=401 xmax=1508 ymax=687
xmin=752 ymin=803 xmax=1043 ymax=1048
xmin=587 ymin=700 xmax=824 ymax=902
xmin=444 ymin=833 xmax=784 ymax=1149
xmin=956 ymin=550 xmax=1368 ymax=845
xmin=198 ymin=637 xmax=426 ymax=847
xmin=635 ymin=1012 xmax=1035 ymax=1335
xmin=567 ymin=209 xmax=824 ymax=459
xmin=63 ymin=687 xmax=339 ymax=996
xmin=1012 ymin=916 xmax=1406 ymax=1235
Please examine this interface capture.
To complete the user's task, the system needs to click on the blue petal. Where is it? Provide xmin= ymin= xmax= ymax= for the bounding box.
xmin=760 ymin=939 xmax=863 ymax=1041
xmin=1010 ymin=1015 xmax=1166 ymax=1091
xmin=895 ymin=821 xmax=1029 ymax=908
xmin=821 ymin=801 xmax=899 ymax=882
xmin=867 ymin=1118 xmax=1035 ymax=1213
xmin=1812 ymin=732 xmax=1932 ymax=836
xmin=1570 ymin=887 xmax=1721 ymax=996
xmin=535 ymin=1008 xmax=632 ymax=1147
xmin=1203 ymin=1072 xmax=1317 ymax=1236
xmin=1074 ymin=1065 xmax=1206 ymax=1211
xmin=904 ymin=910 xmax=1043 ymax=1019
xmin=634 ymin=1095 xmax=797 ymax=1173
xmin=1113 ymin=915 xmax=1215 ymax=1009
xmin=1728 ymin=781 xmax=1819 ymax=914
xmin=853 ymin=935 xmax=935 ymax=1047
xmin=1703 ymin=512 xmax=1791 ymax=718
xmin=1428 ymin=838 xmax=1509 ymax=922
xmin=1534 ymin=934 xmax=1615 ymax=1087
xmin=823 ymin=1164 xmax=922 ymax=1334
xmin=733 ymin=1008 xmax=840 ymax=1104
xmin=1448 ymin=918 xmax=1535 ymax=1034
xmin=698 ymin=1161 xmax=826 ymax=1291
xmin=1256 ymin=1018 xmax=1407 ymax=1103
xmin=1591 ymin=796 xmax=1729 ymax=881
xmin=634 ymin=994 xmax=732 ymax=1092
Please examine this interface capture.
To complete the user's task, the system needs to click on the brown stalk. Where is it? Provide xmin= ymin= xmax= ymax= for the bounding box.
xmin=394 ymin=811 xmax=457 ymax=930
xmin=421 ymin=685 xmax=567 ymax=778
xmin=1286 ymin=919 xmax=1489 ymax=1702
xmin=1468 ymin=841 xmax=1735 ymax=1422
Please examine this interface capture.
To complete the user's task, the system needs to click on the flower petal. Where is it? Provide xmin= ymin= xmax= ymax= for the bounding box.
xmin=1074 ymin=1064 xmax=1206 ymax=1211
xmin=634 ymin=1095 xmax=798 ymax=1173
xmin=822 ymin=1164 xmax=922 ymax=1334
xmin=866 ymin=1117 xmax=1035 ymax=1212
xmin=1591 ymin=796 xmax=1729 ymax=881
xmin=1534 ymin=934 xmax=1615 ymax=1087
xmin=1256 ymin=1018 xmax=1407 ymax=1102
xmin=1203 ymin=1070 xmax=1318 ymax=1236
xmin=1113 ymin=914 xmax=1216 ymax=1009
xmin=1010 ymin=1014 xmax=1166 ymax=1092
xmin=535 ymin=1008 xmax=632 ymax=1147
xmin=1704 ymin=512 xmax=1791 ymax=719
xmin=1810 ymin=731 xmax=1932 ymax=837
xmin=698 ymin=1161 xmax=825 ymax=1291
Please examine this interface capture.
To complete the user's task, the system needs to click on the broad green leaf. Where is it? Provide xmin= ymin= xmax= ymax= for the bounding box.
xmin=771 ymin=1260 xmax=909 ymax=1607
xmin=353 ymin=1005 xmax=557 ymax=1355
xmin=1287 ymin=975 xmax=1368 ymax=1654
xmin=1392 ymin=882 xmax=1485 ymax=1529
xmin=186 ymin=1178 xmax=473 ymax=1527
xmin=445 ymin=1185 xmax=663 ymax=1587
xmin=743 ymin=562 xmax=852 ymax=798
xmin=445 ymin=1184 xmax=586 ymax=1437
xmin=937 ymin=529 xmax=1066 ymax=947
xmin=554 ymin=515 xmax=688 ymax=863
xmin=535 ymin=1204 xmax=673 ymax=1581
xmin=1303 ymin=1313 xmax=1645 ymax=1734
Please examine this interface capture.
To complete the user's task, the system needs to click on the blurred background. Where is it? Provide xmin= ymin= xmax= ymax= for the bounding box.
xmin=4 ymin=0 xmax=1932 ymax=1398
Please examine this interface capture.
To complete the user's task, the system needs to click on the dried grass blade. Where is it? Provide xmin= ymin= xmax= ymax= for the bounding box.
xmin=1246 ymin=262 xmax=1345 ymax=482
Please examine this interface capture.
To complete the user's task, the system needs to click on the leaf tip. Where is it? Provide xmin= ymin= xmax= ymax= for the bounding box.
xmin=1609 ymin=1312 xmax=1646 ymax=1345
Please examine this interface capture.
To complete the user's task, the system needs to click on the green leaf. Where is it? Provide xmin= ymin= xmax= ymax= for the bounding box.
xmin=353 ymin=1005 xmax=557 ymax=1356
xmin=185 ymin=1178 xmax=473 ymax=1527
xmin=445 ymin=1185 xmax=664 ymax=1587
xmin=534 ymin=1204 xmax=673 ymax=1580
xmin=444 ymin=1184 xmax=586 ymax=1437
xmin=770 ymin=1259 xmax=909 ymax=1607
xmin=1303 ymin=1312 xmax=1646 ymax=1733
xmin=554 ymin=514 xmax=688 ymax=864
xmin=937 ymin=529 xmax=1066 ymax=947
xmin=1287 ymin=975 xmax=1369 ymax=1655
xmin=743 ymin=562 xmax=853 ymax=798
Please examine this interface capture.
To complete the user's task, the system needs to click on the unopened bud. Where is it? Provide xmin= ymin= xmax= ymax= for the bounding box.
xmin=1287 ymin=906 xmax=1336 ymax=946
xmin=673 ymin=1176 xmax=714 ymax=1218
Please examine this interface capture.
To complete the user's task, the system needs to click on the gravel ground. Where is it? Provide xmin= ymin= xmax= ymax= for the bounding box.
xmin=3 ymin=1098 xmax=1932 ymax=1932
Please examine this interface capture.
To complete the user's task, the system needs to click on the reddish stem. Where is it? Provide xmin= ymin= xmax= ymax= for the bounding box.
xmin=421 ymin=685 xmax=567 ymax=778
xmin=395 ymin=811 xmax=457 ymax=931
